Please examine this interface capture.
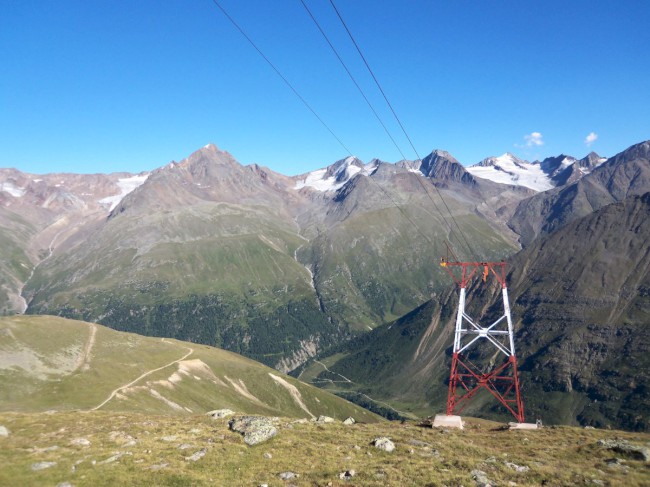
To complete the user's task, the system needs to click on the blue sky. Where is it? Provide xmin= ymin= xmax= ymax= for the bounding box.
xmin=1 ymin=0 xmax=648 ymax=176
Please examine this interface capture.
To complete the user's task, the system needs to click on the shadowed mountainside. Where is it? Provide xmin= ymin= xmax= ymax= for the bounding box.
xmin=299 ymin=192 xmax=650 ymax=431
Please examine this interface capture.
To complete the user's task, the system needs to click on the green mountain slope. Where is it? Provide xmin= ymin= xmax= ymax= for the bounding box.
xmin=0 ymin=315 xmax=379 ymax=422
xmin=301 ymin=193 xmax=650 ymax=431
xmin=22 ymin=145 xmax=520 ymax=371
xmin=298 ymin=164 xmax=517 ymax=330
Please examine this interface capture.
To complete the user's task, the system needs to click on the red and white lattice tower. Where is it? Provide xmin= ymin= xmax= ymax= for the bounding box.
xmin=440 ymin=259 xmax=525 ymax=423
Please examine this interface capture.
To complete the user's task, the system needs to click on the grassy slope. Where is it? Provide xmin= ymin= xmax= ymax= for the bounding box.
xmin=23 ymin=167 xmax=520 ymax=366
xmin=0 ymin=412 xmax=648 ymax=486
xmin=24 ymin=205 xmax=336 ymax=368
xmin=0 ymin=315 xmax=378 ymax=423
xmin=303 ymin=203 xmax=515 ymax=332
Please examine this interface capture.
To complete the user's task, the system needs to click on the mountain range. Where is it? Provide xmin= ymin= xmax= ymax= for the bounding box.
xmin=1 ymin=139 xmax=648 ymax=430
xmin=297 ymin=141 xmax=650 ymax=431
xmin=3 ymin=143 xmax=531 ymax=370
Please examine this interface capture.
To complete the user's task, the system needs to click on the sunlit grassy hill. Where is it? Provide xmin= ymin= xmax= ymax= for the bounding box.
xmin=0 ymin=315 xmax=378 ymax=422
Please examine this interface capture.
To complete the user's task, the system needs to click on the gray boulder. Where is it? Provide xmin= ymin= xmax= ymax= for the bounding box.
xmin=0 ymin=425 xmax=9 ymax=437
xmin=31 ymin=462 xmax=57 ymax=471
xmin=278 ymin=471 xmax=299 ymax=480
xmin=471 ymin=469 xmax=494 ymax=487
xmin=372 ymin=437 xmax=395 ymax=452
xmin=229 ymin=416 xmax=277 ymax=446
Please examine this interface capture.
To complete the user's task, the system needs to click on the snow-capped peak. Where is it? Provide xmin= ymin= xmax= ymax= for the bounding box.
xmin=467 ymin=153 xmax=554 ymax=191
xmin=295 ymin=157 xmax=377 ymax=192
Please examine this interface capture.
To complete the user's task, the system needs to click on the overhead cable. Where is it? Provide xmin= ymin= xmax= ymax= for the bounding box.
xmin=327 ymin=0 xmax=477 ymax=261
xmin=299 ymin=0 xmax=407 ymax=162
xmin=209 ymin=0 xmax=353 ymax=156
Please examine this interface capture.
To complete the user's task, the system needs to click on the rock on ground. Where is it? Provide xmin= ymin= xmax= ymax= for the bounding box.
xmin=98 ymin=452 xmax=131 ymax=465
xmin=229 ymin=416 xmax=277 ymax=446
xmin=70 ymin=438 xmax=90 ymax=447
xmin=339 ymin=469 xmax=356 ymax=480
xmin=206 ymin=409 xmax=235 ymax=419
xmin=505 ymin=461 xmax=530 ymax=472
xmin=343 ymin=417 xmax=356 ymax=425
xmin=314 ymin=415 xmax=335 ymax=424
xmin=597 ymin=439 xmax=650 ymax=461
xmin=372 ymin=437 xmax=395 ymax=452
xmin=0 ymin=426 xmax=9 ymax=437
xmin=185 ymin=448 xmax=207 ymax=462
xmin=278 ymin=471 xmax=299 ymax=480
xmin=471 ymin=469 xmax=494 ymax=487
xmin=31 ymin=462 xmax=57 ymax=471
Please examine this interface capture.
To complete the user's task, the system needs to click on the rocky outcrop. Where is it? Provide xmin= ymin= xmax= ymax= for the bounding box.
xmin=229 ymin=416 xmax=277 ymax=446
xmin=598 ymin=439 xmax=650 ymax=461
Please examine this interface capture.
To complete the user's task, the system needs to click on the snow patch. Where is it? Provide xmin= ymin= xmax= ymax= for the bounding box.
xmin=560 ymin=157 xmax=574 ymax=169
xmin=467 ymin=153 xmax=553 ymax=191
xmin=98 ymin=174 xmax=149 ymax=210
xmin=0 ymin=182 xmax=25 ymax=197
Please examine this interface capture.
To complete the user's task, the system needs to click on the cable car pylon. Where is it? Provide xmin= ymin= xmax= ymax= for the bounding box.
xmin=432 ymin=247 xmax=534 ymax=429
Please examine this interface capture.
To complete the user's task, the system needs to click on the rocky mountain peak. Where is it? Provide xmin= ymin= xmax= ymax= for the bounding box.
xmin=539 ymin=154 xmax=576 ymax=175
xmin=475 ymin=153 xmax=528 ymax=169
xmin=431 ymin=149 xmax=458 ymax=161
xmin=419 ymin=150 xmax=474 ymax=184
xmin=576 ymin=151 xmax=605 ymax=172
xmin=323 ymin=156 xmax=364 ymax=180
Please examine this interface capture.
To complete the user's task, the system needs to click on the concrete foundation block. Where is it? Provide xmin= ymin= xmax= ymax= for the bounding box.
xmin=432 ymin=414 xmax=464 ymax=429
xmin=508 ymin=422 xmax=539 ymax=430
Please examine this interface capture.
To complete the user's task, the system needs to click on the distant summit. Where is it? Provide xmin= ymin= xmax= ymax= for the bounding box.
xmin=294 ymin=156 xmax=378 ymax=192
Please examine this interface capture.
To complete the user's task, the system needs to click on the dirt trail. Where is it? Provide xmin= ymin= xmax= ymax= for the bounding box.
xmin=310 ymin=360 xmax=414 ymax=418
xmin=89 ymin=343 xmax=193 ymax=411
xmin=313 ymin=360 xmax=352 ymax=383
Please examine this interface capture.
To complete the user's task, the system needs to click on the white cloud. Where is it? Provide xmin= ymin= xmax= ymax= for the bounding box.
xmin=585 ymin=132 xmax=598 ymax=147
xmin=524 ymin=132 xmax=544 ymax=147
